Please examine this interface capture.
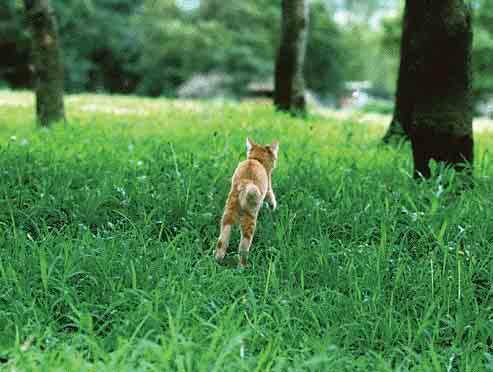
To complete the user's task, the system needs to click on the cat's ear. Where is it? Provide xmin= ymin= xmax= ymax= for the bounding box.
xmin=270 ymin=141 xmax=279 ymax=158
xmin=246 ymin=137 xmax=255 ymax=155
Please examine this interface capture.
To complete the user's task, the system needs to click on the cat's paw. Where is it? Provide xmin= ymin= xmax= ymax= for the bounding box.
xmin=238 ymin=257 xmax=248 ymax=268
xmin=215 ymin=252 xmax=225 ymax=263
xmin=264 ymin=200 xmax=277 ymax=211
xmin=215 ymin=241 xmax=226 ymax=262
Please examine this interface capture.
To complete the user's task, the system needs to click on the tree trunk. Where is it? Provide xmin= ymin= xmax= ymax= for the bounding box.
xmin=24 ymin=0 xmax=65 ymax=126
xmin=383 ymin=117 xmax=408 ymax=143
xmin=400 ymin=0 xmax=474 ymax=179
xmin=274 ymin=0 xmax=309 ymax=115
xmin=382 ymin=10 xmax=412 ymax=144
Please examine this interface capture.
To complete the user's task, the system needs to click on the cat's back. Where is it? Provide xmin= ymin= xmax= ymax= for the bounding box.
xmin=232 ymin=159 xmax=268 ymax=191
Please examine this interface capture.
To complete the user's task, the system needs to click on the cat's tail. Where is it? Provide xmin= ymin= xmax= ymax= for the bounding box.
xmin=239 ymin=182 xmax=261 ymax=211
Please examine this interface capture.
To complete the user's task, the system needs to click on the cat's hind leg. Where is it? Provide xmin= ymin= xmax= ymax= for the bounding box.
xmin=238 ymin=212 xmax=257 ymax=268
xmin=215 ymin=207 xmax=237 ymax=262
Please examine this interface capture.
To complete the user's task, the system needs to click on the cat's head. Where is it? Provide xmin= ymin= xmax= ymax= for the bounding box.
xmin=246 ymin=137 xmax=279 ymax=168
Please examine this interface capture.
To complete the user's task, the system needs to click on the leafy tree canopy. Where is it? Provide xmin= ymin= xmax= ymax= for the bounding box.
xmin=0 ymin=0 xmax=350 ymax=98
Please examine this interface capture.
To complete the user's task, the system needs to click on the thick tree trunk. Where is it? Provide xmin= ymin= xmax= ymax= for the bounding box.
xmin=24 ymin=0 xmax=65 ymax=126
xmin=400 ymin=0 xmax=474 ymax=179
xmin=274 ymin=0 xmax=309 ymax=115
xmin=383 ymin=117 xmax=408 ymax=143
xmin=382 ymin=11 xmax=412 ymax=144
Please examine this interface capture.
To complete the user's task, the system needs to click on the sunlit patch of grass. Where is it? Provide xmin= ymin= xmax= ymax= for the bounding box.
xmin=1 ymin=90 xmax=493 ymax=370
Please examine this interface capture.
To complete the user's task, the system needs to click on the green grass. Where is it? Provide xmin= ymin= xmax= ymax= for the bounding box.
xmin=361 ymin=100 xmax=394 ymax=116
xmin=1 ymin=91 xmax=493 ymax=371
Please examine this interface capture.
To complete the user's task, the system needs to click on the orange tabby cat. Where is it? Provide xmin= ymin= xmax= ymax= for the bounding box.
xmin=215 ymin=137 xmax=279 ymax=267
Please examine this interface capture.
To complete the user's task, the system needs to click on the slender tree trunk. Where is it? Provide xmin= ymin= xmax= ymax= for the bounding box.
xmin=274 ymin=0 xmax=309 ymax=115
xmin=400 ymin=0 xmax=474 ymax=179
xmin=24 ymin=0 xmax=65 ymax=126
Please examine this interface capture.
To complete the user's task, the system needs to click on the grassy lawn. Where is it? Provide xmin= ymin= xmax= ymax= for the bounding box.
xmin=1 ymin=91 xmax=493 ymax=371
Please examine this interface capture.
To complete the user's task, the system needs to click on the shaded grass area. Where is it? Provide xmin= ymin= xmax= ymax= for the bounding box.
xmin=1 ymin=92 xmax=493 ymax=370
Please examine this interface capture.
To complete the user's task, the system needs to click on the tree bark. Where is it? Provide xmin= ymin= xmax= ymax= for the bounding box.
xmin=274 ymin=0 xmax=309 ymax=115
xmin=24 ymin=0 xmax=65 ymax=126
xmin=399 ymin=0 xmax=474 ymax=179
xmin=383 ymin=117 xmax=408 ymax=143
xmin=382 ymin=10 xmax=411 ymax=144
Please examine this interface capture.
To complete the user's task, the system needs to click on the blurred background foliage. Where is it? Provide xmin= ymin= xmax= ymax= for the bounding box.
xmin=0 ymin=0 xmax=491 ymax=103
